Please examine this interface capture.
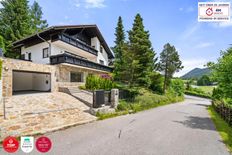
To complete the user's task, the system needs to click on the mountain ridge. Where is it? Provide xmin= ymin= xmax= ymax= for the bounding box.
xmin=181 ymin=68 xmax=211 ymax=79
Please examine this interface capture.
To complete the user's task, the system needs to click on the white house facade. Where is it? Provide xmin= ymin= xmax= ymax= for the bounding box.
xmin=2 ymin=25 xmax=114 ymax=96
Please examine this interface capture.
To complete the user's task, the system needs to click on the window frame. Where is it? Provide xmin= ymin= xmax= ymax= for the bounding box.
xmin=43 ymin=48 xmax=50 ymax=58
xmin=99 ymin=60 xmax=104 ymax=65
xmin=100 ymin=46 xmax=103 ymax=53
xmin=70 ymin=72 xmax=84 ymax=82
xmin=28 ymin=53 xmax=31 ymax=61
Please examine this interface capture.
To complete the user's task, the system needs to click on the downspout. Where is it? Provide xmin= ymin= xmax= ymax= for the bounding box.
xmin=36 ymin=32 xmax=52 ymax=56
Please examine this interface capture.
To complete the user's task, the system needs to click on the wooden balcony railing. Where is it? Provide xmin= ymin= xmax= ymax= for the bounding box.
xmin=58 ymin=34 xmax=98 ymax=56
xmin=50 ymin=53 xmax=113 ymax=72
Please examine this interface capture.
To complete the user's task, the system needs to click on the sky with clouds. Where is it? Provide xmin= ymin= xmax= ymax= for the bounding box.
xmin=28 ymin=0 xmax=232 ymax=76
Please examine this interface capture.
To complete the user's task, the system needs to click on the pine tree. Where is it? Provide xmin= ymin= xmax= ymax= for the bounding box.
xmin=158 ymin=43 xmax=183 ymax=93
xmin=30 ymin=1 xmax=48 ymax=32
xmin=0 ymin=0 xmax=33 ymax=58
xmin=113 ymin=16 xmax=126 ymax=81
xmin=128 ymin=14 xmax=157 ymax=87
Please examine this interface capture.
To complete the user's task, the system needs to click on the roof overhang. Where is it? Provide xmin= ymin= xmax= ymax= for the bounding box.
xmin=13 ymin=25 xmax=114 ymax=59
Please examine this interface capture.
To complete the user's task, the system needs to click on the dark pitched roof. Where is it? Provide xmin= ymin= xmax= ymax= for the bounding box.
xmin=13 ymin=24 xmax=114 ymax=59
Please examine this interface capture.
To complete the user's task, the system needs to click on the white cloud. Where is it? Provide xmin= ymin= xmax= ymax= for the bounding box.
xmin=195 ymin=42 xmax=214 ymax=48
xmin=85 ymin=0 xmax=106 ymax=8
xmin=186 ymin=7 xmax=194 ymax=12
xmin=73 ymin=0 xmax=106 ymax=9
xmin=179 ymin=6 xmax=194 ymax=12
xmin=175 ymin=58 xmax=209 ymax=77
xmin=181 ymin=23 xmax=200 ymax=40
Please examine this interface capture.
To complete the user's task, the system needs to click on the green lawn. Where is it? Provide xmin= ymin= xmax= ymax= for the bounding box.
xmin=208 ymin=106 xmax=232 ymax=152
xmin=198 ymin=86 xmax=215 ymax=94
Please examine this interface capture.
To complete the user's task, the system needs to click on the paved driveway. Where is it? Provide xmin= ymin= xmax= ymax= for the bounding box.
xmin=1 ymin=96 xmax=230 ymax=155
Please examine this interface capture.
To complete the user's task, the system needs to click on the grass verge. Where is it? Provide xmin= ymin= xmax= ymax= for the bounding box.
xmin=185 ymin=90 xmax=211 ymax=99
xmin=97 ymin=88 xmax=184 ymax=120
xmin=208 ymin=106 xmax=232 ymax=152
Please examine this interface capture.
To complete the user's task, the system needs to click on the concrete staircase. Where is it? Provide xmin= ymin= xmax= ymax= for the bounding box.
xmin=59 ymin=87 xmax=93 ymax=107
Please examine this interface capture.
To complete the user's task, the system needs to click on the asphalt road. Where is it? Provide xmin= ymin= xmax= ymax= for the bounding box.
xmin=1 ymin=96 xmax=230 ymax=155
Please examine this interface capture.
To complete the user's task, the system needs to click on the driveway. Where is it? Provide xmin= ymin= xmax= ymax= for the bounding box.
xmin=1 ymin=96 xmax=230 ymax=155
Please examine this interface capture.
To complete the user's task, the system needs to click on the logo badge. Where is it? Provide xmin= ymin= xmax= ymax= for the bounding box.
xmin=36 ymin=136 xmax=52 ymax=153
xmin=20 ymin=137 xmax=34 ymax=153
xmin=3 ymin=136 xmax=19 ymax=153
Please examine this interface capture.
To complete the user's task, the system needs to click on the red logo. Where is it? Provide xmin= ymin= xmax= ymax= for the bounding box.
xmin=3 ymin=136 xmax=19 ymax=153
xmin=36 ymin=136 xmax=52 ymax=153
xmin=206 ymin=8 xmax=213 ymax=16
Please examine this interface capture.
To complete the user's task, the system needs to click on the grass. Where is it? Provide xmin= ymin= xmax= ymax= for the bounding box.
xmin=97 ymin=111 xmax=129 ymax=120
xmin=208 ymin=106 xmax=232 ymax=152
xmin=97 ymin=88 xmax=184 ymax=120
xmin=198 ymin=86 xmax=215 ymax=94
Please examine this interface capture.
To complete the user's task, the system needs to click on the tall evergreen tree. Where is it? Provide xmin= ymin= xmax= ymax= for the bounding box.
xmin=113 ymin=16 xmax=126 ymax=81
xmin=0 ymin=0 xmax=33 ymax=57
xmin=0 ymin=35 xmax=6 ymax=53
xmin=128 ymin=14 xmax=157 ymax=86
xmin=158 ymin=43 xmax=183 ymax=93
xmin=30 ymin=1 xmax=48 ymax=32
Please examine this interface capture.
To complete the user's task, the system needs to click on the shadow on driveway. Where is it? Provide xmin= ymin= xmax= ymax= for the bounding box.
xmin=173 ymin=116 xmax=216 ymax=131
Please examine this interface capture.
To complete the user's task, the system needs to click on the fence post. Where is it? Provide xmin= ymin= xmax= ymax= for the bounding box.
xmin=111 ymin=89 xmax=119 ymax=108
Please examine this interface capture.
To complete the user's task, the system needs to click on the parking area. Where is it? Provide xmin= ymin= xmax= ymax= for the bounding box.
xmin=0 ymin=92 xmax=96 ymax=141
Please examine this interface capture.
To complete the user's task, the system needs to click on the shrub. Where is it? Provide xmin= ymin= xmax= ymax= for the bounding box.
xmin=197 ymin=75 xmax=212 ymax=86
xmin=117 ymin=100 xmax=130 ymax=111
xmin=85 ymin=74 xmax=116 ymax=90
xmin=170 ymin=79 xmax=185 ymax=96
xmin=212 ymin=87 xmax=223 ymax=100
xmin=149 ymin=72 xmax=164 ymax=94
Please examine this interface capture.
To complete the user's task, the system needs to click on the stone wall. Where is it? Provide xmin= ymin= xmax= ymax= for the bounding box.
xmin=1 ymin=58 xmax=58 ymax=97
xmin=57 ymin=63 xmax=108 ymax=87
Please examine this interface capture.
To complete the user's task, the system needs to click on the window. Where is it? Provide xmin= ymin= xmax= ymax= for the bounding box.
xmin=70 ymin=72 xmax=83 ymax=82
xmin=100 ymin=46 xmax=103 ymax=53
xmin=43 ymin=48 xmax=50 ymax=58
xmin=21 ymin=54 xmax=25 ymax=60
xmin=92 ymin=45 xmax=95 ymax=49
xmin=28 ymin=53 xmax=31 ymax=61
xmin=99 ymin=60 xmax=104 ymax=65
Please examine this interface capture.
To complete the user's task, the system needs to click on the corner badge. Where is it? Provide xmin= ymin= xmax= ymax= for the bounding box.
xmin=198 ymin=2 xmax=230 ymax=22
xmin=21 ymin=137 xmax=34 ymax=153
xmin=3 ymin=136 xmax=19 ymax=153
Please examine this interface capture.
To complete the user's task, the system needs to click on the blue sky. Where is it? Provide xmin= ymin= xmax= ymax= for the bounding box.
xmin=30 ymin=0 xmax=232 ymax=76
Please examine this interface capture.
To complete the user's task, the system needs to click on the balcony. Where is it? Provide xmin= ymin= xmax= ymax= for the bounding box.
xmin=50 ymin=53 xmax=113 ymax=72
xmin=57 ymin=34 xmax=98 ymax=56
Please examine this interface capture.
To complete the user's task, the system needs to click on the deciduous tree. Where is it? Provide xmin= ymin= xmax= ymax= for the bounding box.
xmin=30 ymin=1 xmax=48 ymax=32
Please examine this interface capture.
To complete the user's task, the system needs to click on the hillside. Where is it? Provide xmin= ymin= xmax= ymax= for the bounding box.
xmin=181 ymin=68 xmax=211 ymax=79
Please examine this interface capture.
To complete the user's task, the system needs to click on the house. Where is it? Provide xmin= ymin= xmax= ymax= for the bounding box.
xmin=0 ymin=25 xmax=114 ymax=97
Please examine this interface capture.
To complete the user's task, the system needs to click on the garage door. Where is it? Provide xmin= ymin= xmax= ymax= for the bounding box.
xmin=13 ymin=70 xmax=51 ymax=94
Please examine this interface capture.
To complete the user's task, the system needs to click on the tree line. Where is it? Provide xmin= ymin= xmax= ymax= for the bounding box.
xmin=113 ymin=14 xmax=183 ymax=93
xmin=0 ymin=0 xmax=48 ymax=58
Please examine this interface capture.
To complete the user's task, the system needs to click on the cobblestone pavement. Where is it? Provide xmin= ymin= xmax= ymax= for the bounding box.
xmin=0 ymin=92 xmax=96 ymax=141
